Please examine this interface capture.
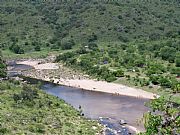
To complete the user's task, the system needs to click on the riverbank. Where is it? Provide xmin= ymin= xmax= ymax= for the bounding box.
xmin=0 ymin=80 xmax=102 ymax=134
xmin=16 ymin=59 xmax=157 ymax=99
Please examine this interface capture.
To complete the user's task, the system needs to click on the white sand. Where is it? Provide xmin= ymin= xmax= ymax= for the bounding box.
xmin=17 ymin=60 xmax=59 ymax=70
xmin=52 ymin=79 xmax=156 ymax=99
xmin=18 ymin=60 xmax=157 ymax=99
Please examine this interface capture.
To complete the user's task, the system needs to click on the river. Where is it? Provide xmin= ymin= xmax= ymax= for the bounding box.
xmin=8 ymin=63 xmax=150 ymax=135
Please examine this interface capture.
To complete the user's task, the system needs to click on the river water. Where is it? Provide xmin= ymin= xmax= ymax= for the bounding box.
xmin=8 ymin=63 xmax=150 ymax=135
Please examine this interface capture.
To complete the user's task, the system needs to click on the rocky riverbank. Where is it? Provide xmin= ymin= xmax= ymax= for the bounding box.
xmin=15 ymin=59 xmax=157 ymax=99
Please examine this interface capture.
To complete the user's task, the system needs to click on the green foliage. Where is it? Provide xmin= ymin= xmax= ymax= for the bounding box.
xmin=34 ymin=45 xmax=41 ymax=51
xmin=0 ymin=80 xmax=101 ymax=134
xmin=114 ymin=69 xmax=124 ymax=77
xmin=0 ymin=0 xmax=180 ymax=54
xmin=140 ymin=97 xmax=180 ymax=135
xmin=61 ymin=39 xmax=75 ymax=50
xmin=0 ymin=52 xmax=6 ymax=78
xmin=9 ymin=44 xmax=24 ymax=54
xmin=13 ymin=84 xmax=39 ymax=105
xmin=175 ymin=52 xmax=180 ymax=67
xmin=160 ymin=46 xmax=176 ymax=62
xmin=171 ymin=67 xmax=180 ymax=77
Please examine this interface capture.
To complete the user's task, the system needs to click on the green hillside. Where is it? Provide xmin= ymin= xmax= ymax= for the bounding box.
xmin=0 ymin=0 xmax=180 ymax=52
xmin=0 ymin=50 xmax=101 ymax=135
xmin=0 ymin=0 xmax=180 ymax=101
xmin=0 ymin=80 xmax=101 ymax=134
xmin=0 ymin=1 xmax=180 ymax=134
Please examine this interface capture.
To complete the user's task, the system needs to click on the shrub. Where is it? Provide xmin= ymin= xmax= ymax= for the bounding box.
xmin=61 ymin=39 xmax=75 ymax=50
xmin=139 ymin=97 xmax=180 ymax=135
xmin=34 ymin=45 xmax=41 ymax=51
xmin=9 ymin=44 xmax=24 ymax=54
xmin=114 ymin=69 xmax=124 ymax=77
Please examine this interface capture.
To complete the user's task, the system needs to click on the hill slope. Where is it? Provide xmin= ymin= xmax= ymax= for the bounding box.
xmin=0 ymin=0 xmax=180 ymax=52
xmin=0 ymin=80 xmax=101 ymax=134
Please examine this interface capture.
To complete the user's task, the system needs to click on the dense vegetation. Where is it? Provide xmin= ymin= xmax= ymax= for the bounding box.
xmin=0 ymin=51 xmax=7 ymax=77
xmin=140 ymin=97 xmax=180 ymax=135
xmin=55 ymin=38 xmax=180 ymax=94
xmin=0 ymin=0 xmax=180 ymax=53
xmin=0 ymin=80 xmax=101 ymax=134
xmin=0 ymin=0 xmax=179 ymax=99
xmin=0 ymin=1 xmax=180 ymax=134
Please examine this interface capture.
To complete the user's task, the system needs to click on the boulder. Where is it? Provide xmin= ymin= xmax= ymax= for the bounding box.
xmin=119 ymin=119 xmax=127 ymax=125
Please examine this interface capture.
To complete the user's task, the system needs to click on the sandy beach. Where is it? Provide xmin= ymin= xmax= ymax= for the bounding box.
xmin=17 ymin=60 xmax=157 ymax=99
xmin=17 ymin=60 xmax=59 ymax=70
xmin=51 ymin=79 xmax=156 ymax=99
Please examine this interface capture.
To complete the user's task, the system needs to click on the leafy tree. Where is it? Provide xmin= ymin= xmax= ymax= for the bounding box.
xmin=114 ymin=69 xmax=124 ymax=77
xmin=61 ymin=39 xmax=75 ymax=50
xmin=55 ymin=52 xmax=76 ymax=62
xmin=9 ymin=44 xmax=24 ymax=54
xmin=88 ymin=33 xmax=98 ymax=42
xmin=88 ymin=42 xmax=98 ymax=50
xmin=171 ymin=67 xmax=180 ymax=77
xmin=159 ymin=76 xmax=172 ymax=88
xmin=149 ymin=75 xmax=160 ymax=85
xmin=146 ymin=63 xmax=166 ymax=76
xmin=172 ymin=83 xmax=180 ymax=93
xmin=139 ymin=97 xmax=180 ymax=135
xmin=175 ymin=52 xmax=180 ymax=67
xmin=105 ymin=76 xmax=116 ymax=82
xmin=34 ymin=45 xmax=41 ymax=51
xmin=0 ymin=52 xmax=6 ymax=78
xmin=160 ymin=46 xmax=176 ymax=62
xmin=13 ymin=84 xmax=38 ymax=105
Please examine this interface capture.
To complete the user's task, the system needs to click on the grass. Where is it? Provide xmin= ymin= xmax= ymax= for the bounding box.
xmin=0 ymin=80 xmax=102 ymax=134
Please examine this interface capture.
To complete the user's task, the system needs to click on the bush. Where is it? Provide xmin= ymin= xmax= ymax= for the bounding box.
xmin=9 ymin=44 xmax=24 ymax=54
xmin=34 ymin=45 xmax=41 ymax=51
xmin=114 ymin=69 xmax=124 ymax=77
xmin=13 ymin=84 xmax=38 ymax=104
xmin=175 ymin=52 xmax=180 ymax=67
xmin=61 ymin=39 xmax=75 ymax=50
xmin=88 ymin=42 xmax=98 ymax=50
xmin=159 ymin=77 xmax=172 ymax=88
xmin=105 ymin=76 xmax=116 ymax=82
xmin=29 ymin=124 xmax=45 ymax=133
xmin=0 ymin=53 xmax=6 ymax=78
xmin=140 ymin=97 xmax=180 ymax=135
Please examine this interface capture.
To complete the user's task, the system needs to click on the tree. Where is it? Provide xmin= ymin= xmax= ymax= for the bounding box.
xmin=160 ymin=46 xmax=176 ymax=62
xmin=114 ymin=69 xmax=124 ymax=77
xmin=0 ymin=52 xmax=6 ymax=78
xmin=139 ymin=97 xmax=180 ymax=135
xmin=171 ymin=67 xmax=180 ymax=77
xmin=172 ymin=83 xmax=180 ymax=93
xmin=9 ymin=44 xmax=24 ymax=54
xmin=88 ymin=42 xmax=98 ymax=50
xmin=34 ymin=45 xmax=41 ymax=51
xmin=175 ymin=52 xmax=180 ymax=67
xmin=61 ymin=39 xmax=75 ymax=50
xmin=13 ymin=84 xmax=39 ymax=105
xmin=149 ymin=75 xmax=160 ymax=85
xmin=88 ymin=33 xmax=98 ymax=42
xmin=159 ymin=76 xmax=172 ymax=88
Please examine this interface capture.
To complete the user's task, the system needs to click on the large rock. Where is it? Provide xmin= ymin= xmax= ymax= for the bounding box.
xmin=119 ymin=119 xmax=127 ymax=125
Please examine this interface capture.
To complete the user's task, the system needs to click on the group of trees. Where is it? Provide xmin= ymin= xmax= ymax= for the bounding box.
xmin=139 ymin=97 xmax=180 ymax=135
xmin=0 ymin=52 xmax=6 ymax=78
xmin=55 ymin=38 xmax=180 ymax=92
xmin=1 ymin=0 xmax=180 ymax=54
xmin=13 ymin=84 xmax=39 ymax=106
